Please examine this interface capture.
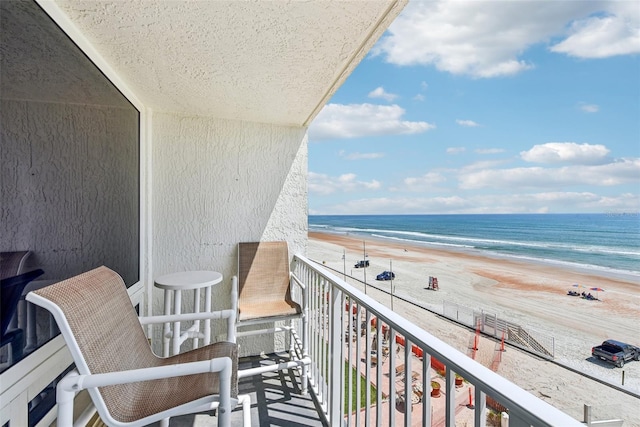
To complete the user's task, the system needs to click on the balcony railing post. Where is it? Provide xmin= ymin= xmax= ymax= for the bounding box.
xmin=329 ymin=283 xmax=343 ymax=426
xmin=320 ymin=275 xmax=328 ymax=412
xmin=423 ymin=352 xmax=431 ymax=426
xmin=345 ymin=294 xmax=352 ymax=427
xmin=389 ymin=328 xmax=396 ymax=427
xmin=355 ymin=303 xmax=362 ymax=427
xmin=445 ymin=368 xmax=454 ymax=427
xmin=506 ymin=411 xmax=530 ymax=427
xmin=375 ymin=320 xmax=383 ymax=426
xmin=404 ymin=338 xmax=412 ymax=427
xmin=365 ymin=310 xmax=372 ymax=427
xmin=474 ymin=387 xmax=486 ymax=427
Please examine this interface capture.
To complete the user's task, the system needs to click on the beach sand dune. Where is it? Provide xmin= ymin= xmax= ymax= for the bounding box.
xmin=308 ymin=232 xmax=640 ymax=425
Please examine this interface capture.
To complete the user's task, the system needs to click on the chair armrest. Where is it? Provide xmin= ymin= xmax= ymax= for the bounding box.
xmin=56 ymin=358 xmax=235 ymax=427
xmin=290 ymin=273 xmax=307 ymax=312
xmin=59 ymin=357 xmax=233 ymax=391
xmin=290 ymin=272 xmax=305 ymax=290
xmin=231 ymin=275 xmax=238 ymax=315
xmin=139 ymin=309 xmax=236 ymax=343
xmin=138 ymin=310 xmax=235 ymax=325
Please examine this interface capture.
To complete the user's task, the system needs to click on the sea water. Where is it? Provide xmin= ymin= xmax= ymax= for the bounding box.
xmin=309 ymin=214 xmax=640 ymax=278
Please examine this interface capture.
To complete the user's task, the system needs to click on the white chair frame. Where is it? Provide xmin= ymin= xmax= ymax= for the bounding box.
xmin=27 ymin=289 xmax=251 ymax=427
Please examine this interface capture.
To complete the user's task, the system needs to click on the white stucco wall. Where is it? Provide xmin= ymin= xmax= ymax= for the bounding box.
xmin=151 ymin=112 xmax=308 ymax=355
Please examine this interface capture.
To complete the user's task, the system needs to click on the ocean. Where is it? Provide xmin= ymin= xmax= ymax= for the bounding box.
xmin=309 ymin=214 xmax=640 ymax=278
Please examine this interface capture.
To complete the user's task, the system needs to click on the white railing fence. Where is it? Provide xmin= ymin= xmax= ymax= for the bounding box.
xmin=293 ymin=254 xmax=582 ymax=427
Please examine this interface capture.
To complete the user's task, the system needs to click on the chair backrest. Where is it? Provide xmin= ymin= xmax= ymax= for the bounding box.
xmin=27 ymin=266 xmax=158 ymax=417
xmin=28 ymin=266 xmax=157 ymax=375
xmin=238 ymin=241 xmax=291 ymax=306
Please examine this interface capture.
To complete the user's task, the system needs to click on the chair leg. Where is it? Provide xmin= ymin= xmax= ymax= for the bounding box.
xmin=301 ymin=364 xmax=308 ymax=395
xmin=218 ymin=405 xmax=230 ymax=427
xmin=302 ymin=313 xmax=309 ymax=395
xmin=217 ymin=360 xmax=232 ymax=427
xmin=56 ymin=371 xmax=80 ymax=427
xmin=288 ymin=319 xmax=295 ymax=359
xmin=238 ymin=394 xmax=251 ymax=427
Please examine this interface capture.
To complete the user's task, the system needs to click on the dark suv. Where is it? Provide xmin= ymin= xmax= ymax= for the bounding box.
xmin=376 ymin=271 xmax=395 ymax=281
xmin=354 ymin=260 xmax=369 ymax=268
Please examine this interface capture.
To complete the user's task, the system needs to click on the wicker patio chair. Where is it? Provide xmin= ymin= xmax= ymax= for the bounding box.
xmin=26 ymin=266 xmax=250 ymax=427
xmin=233 ymin=241 xmax=309 ymax=393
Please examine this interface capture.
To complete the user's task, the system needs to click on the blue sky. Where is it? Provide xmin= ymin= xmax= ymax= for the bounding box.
xmin=307 ymin=0 xmax=640 ymax=215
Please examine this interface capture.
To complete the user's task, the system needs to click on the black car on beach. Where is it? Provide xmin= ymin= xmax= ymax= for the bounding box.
xmin=376 ymin=271 xmax=395 ymax=281
xmin=592 ymin=340 xmax=640 ymax=368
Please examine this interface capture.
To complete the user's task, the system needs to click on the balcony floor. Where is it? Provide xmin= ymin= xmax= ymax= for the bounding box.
xmin=153 ymin=352 xmax=326 ymax=427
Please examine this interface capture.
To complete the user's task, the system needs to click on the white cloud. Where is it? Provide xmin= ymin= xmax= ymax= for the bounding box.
xmin=521 ymin=142 xmax=610 ymax=165
xmin=470 ymin=192 xmax=640 ymax=213
xmin=372 ymin=1 xmax=634 ymax=78
xmin=456 ymin=119 xmax=480 ymax=127
xmin=401 ymin=172 xmax=447 ymax=192
xmin=368 ymin=86 xmax=398 ymax=102
xmin=550 ymin=3 xmax=640 ymax=58
xmin=315 ymin=196 xmax=470 ymax=215
xmin=309 ymin=103 xmax=435 ymax=140
xmin=579 ymin=103 xmax=600 ymax=113
xmin=447 ymin=147 xmax=466 ymax=154
xmin=413 ymin=94 xmax=425 ymax=101
xmin=463 ymin=159 xmax=509 ymax=171
xmin=308 ymin=171 xmax=381 ymax=195
xmin=458 ymin=158 xmax=639 ymax=189
xmin=339 ymin=150 xmax=385 ymax=160
xmin=311 ymin=192 xmax=639 ymax=215
xmin=476 ymin=148 xmax=505 ymax=155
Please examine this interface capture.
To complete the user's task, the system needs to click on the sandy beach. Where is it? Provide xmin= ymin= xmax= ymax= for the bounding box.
xmin=308 ymin=231 xmax=640 ymax=425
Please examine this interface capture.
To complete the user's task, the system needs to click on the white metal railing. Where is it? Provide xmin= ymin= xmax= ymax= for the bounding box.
xmin=293 ymin=254 xmax=583 ymax=427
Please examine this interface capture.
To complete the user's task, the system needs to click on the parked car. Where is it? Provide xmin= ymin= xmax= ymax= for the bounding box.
xmin=592 ymin=339 xmax=640 ymax=368
xmin=376 ymin=271 xmax=395 ymax=281
xmin=354 ymin=260 xmax=369 ymax=268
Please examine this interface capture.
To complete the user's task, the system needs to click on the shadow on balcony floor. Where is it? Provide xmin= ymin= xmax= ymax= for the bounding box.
xmin=151 ymin=352 xmax=326 ymax=427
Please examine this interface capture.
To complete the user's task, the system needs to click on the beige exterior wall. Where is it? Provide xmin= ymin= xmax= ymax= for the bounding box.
xmin=151 ymin=112 xmax=308 ymax=354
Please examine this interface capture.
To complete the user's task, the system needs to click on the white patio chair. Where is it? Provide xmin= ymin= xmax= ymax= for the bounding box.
xmin=233 ymin=241 xmax=309 ymax=393
xmin=26 ymin=266 xmax=250 ymax=427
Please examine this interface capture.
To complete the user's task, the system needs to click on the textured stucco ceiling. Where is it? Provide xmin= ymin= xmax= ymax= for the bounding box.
xmin=42 ymin=0 xmax=407 ymax=126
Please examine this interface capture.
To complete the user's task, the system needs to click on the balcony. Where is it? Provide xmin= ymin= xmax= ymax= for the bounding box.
xmin=163 ymin=255 xmax=583 ymax=426
xmin=1 ymin=253 xmax=586 ymax=427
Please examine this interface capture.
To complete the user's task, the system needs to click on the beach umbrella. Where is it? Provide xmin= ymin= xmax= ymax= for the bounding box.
xmin=590 ymin=287 xmax=604 ymax=299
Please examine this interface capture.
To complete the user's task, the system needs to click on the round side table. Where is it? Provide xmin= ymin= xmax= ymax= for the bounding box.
xmin=154 ymin=270 xmax=223 ymax=356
